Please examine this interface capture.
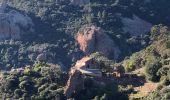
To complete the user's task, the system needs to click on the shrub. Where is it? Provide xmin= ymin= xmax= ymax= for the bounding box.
xmin=145 ymin=61 xmax=162 ymax=82
xmin=125 ymin=60 xmax=136 ymax=72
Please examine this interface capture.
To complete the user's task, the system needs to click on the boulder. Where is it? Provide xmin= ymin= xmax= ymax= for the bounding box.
xmin=36 ymin=52 xmax=52 ymax=62
xmin=76 ymin=25 xmax=120 ymax=60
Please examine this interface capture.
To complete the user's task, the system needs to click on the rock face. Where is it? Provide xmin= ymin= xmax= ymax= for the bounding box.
xmin=64 ymin=56 xmax=102 ymax=99
xmin=76 ymin=25 xmax=120 ymax=60
xmin=0 ymin=2 xmax=34 ymax=40
xmin=70 ymin=0 xmax=90 ymax=5
xmin=121 ymin=15 xmax=152 ymax=36
xmin=36 ymin=52 xmax=52 ymax=62
xmin=64 ymin=69 xmax=83 ymax=98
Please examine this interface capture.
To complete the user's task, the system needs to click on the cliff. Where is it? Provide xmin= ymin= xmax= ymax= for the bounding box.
xmin=64 ymin=56 xmax=102 ymax=99
xmin=64 ymin=69 xmax=83 ymax=98
xmin=76 ymin=25 xmax=120 ymax=60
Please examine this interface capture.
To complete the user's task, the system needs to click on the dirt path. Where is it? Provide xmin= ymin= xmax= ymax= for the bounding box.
xmin=130 ymin=81 xmax=158 ymax=98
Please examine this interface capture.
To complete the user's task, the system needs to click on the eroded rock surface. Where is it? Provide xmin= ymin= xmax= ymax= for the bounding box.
xmin=76 ymin=25 xmax=120 ymax=60
xmin=0 ymin=2 xmax=34 ymax=40
xmin=121 ymin=15 xmax=152 ymax=36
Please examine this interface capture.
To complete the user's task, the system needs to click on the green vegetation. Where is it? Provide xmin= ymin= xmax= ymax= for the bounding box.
xmin=144 ymin=60 xmax=161 ymax=82
xmin=0 ymin=63 xmax=67 ymax=100
xmin=124 ymin=60 xmax=136 ymax=72
xmin=1 ymin=0 xmax=169 ymax=69
xmin=0 ymin=60 xmax=130 ymax=100
xmin=0 ymin=0 xmax=170 ymax=100
xmin=124 ymin=25 xmax=170 ymax=81
xmin=123 ymin=25 xmax=170 ymax=99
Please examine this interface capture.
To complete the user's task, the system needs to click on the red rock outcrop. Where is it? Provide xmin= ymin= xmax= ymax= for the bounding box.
xmin=64 ymin=56 xmax=102 ymax=99
xmin=76 ymin=25 xmax=120 ymax=60
xmin=64 ymin=69 xmax=83 ymax=98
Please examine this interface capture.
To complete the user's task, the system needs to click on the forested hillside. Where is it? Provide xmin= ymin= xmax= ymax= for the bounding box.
xmin=1 ymin=0 xmax=170 ymax=69
xmin=0 ymin=0 xmax=170 ymax=100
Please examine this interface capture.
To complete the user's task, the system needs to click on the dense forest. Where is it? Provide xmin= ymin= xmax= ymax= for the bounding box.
xmin=0 ymin=0 xmax=170 ymax=100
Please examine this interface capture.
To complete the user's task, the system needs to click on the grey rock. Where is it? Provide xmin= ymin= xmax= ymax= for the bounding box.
xmin=36 ymin=52 xmax=52 ymax=62
xmin=36 ymin=53 xmax=48 ymax=62
xmin=0 ymin=3 xmax=34 ymax=40
xmin=121 ymin=15 xmax=152 ymax=36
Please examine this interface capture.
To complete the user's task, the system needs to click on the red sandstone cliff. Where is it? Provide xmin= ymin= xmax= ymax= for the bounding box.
xmin=76 ymin=25 xmax=120 ymax=60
